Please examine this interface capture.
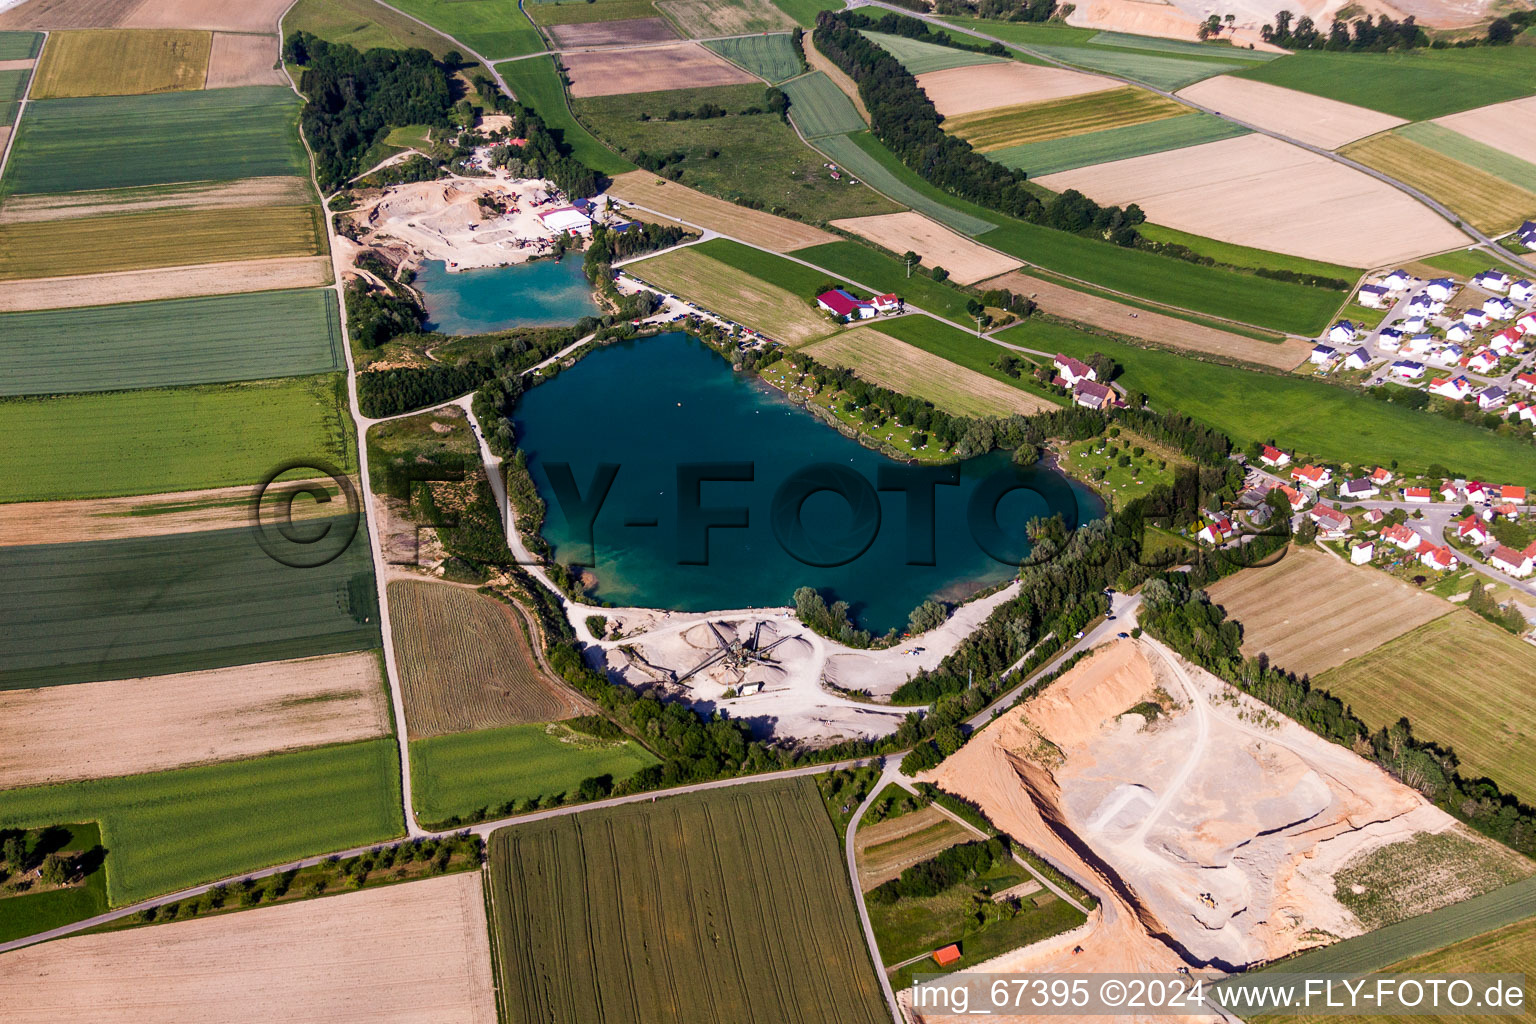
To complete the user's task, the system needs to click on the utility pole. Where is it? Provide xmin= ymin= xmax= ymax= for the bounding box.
xmin=973 ymin=314 xmax=985 ymax=337
xmin=905 ymin=255 xmax=914 ymax=279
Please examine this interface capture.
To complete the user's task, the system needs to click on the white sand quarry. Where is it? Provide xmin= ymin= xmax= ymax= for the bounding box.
xmin=349 ymin=176 xmax=576 ymax=271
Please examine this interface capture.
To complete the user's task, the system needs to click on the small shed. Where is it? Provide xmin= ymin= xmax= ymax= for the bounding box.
xmin=932 ymin=944 xmax=962 ymax=967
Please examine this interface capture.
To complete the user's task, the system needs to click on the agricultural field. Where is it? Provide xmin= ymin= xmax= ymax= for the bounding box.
xmin=828 ymin=211 xmax=1018 ymax=285
xmin=1317 ymin=612 xmax=1536 ymax=804
xmin=657 ymin=0 xmax=796 ymax=36
xmin=1176 ymin=75 xmax=1404 ymax=150
xmin=574 ymin=83 xmax=896 ymax=222
xmin=0 ymin=255 xmax=335 ymax=312
xmin=0 ymin=30 xmax=41 ymax=59
xmin=1233 ymin=46 xmax=1536 ymax=121
xmin=0 ymin=176 xmax=316 ymax=220
xmin=561 ymin=43 xmax=755 ymax=97
xmin=1343 ymin=130 xmax=1536 ymax=236
xmin=0 ymin=373 xmax=354 ymax=502
xmin=607 ymin=170 xmax=836 ymax=249
xmin=0 ymin=67 xmax=27 ymax=127
xmin=0 ymin=289 xmax=342 ymax=396
xmin=485 ymin=777 xmax=889 ymax=1024
xmin=805 ymin=326 xmax=1053 ymax=418
xmin=205 ymin=32 xmax=285 ymax=89
xmin=389 ymin=580 xmax=589 ymax=737
xmin=0 ymin=652 xmax=388 ymax=788
xmin=1331 ymin=827 xmax=1534 ymax=931
xmin=30 ymin=28 xmax=209 ymax=99
xmin=943 ymin=86 xmax=1186 ymax=152
xmin=381 ymin=0 xmax=545 ymax=58
xmin=285 ymin=0 xmax=467 ymax=58
xmin=782 ymin=70 xmax=866 ymax=138
xmin=0 ymin=518 xmax=379 ymax=689
xmin=0 ymin=872 xmax=497 ymax=1024
xmin=1088 ymin=31 xmax=1278 ymax=61
xmin=989 ymin=112 xmax=1248 ymax=177
xmin=1002 ymin=319 xmax=1536 ymax=482
xmin=3 ymin=86 xmax=308 ymax=195
xmin=0 ymin=204 xmax=326 ymax=280
xmin=811 ymin=131 xmax=991 ymax=235
xmin=525 ymin=0 xmax=659 ymax=26
xmin=1434 ymin=95 xmax=1536 ymax=167
xmin=769 ymin=0 xmax=839 ymax=26
xmin=704 ymin=32 xmax=801 ymax=82
xmin=1205 ymin=545 xmax=1450 ymax=678
xmin=854 ymin=803 xmax=970 ymax=890
xmin=1027 ymin=42 xmax=1247 ymax=91
xmin=495 ymin=57 xmax=632 ymax=176
xmin=868 ymin=314 xmax=1059 ymax=407
xmin=1133 ymin=223 xmax=1363 ymax=281
xmin=862 ymin=29 xmax=1002 ymax=74
xmin=915 ymin=60 xmax=1116 ymax=118
xmin=629 ymin=243 xmax=836 ymax=342
xmin=1036 ymin=133 xmax=1467 ymax=268
xmin=410 ymin=722 xmax=658 ymax=825
xmin=543 ymin=18 xmax=676 ymax=46
xmin=0 ymin=738 xmax=402 ymax=906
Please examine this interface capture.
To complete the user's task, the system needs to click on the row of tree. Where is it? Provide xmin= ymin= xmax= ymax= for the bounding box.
xmin=1260 ymin=9 xmax=1425 ymax=50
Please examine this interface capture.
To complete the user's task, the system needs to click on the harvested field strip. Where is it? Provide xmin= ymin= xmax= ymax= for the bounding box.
xmin=525 ymin=0 xmax=658 ymax=25
xmin=854 ymin=805 xmax=970 ymax=890
xmin=3 ymin=85 xmax=307 ymax=195
xmin=381 ymin=0 xmax=545 ymax=59
xmin=0 ymin=255 xmax=334 ymax=311
xmin=944 ymin=87 xmax=1187 ymax=151
xmin=543 ymin=17 xmax=677 ymax=47
xmin=1175 ymin=75 xmax=1405 ymax=151
xmin=0 ymin=872 xmax=496 ymax=1024
xmin=607 ymin=170 xmax=837 ymax=249
xmin=1089 ymin=31 xmax=1276 ymax=60
xmin=1399 ymin=120 xmax=1536 ymax=192
xmin=1316 ymin=612 xmax=1536 ymax=804
xmin=31 ymin=28 xmax=210 ymax=99
xmin=495 ymin=57 xmax=633 ymax=175
xmin=0 ymin=175 xmax=316 ymax=222
xmin=870 ymin=314 xmax=1060 ymax=408
xmin=805 ymin=325 xmax=1054 ymax=417
xmin=814 ymin=131 xmax=996 ymax=236
xmin=410 ymin=723 xmax=659 ymax=824
xmin=1341 ymin=132 xmax=1536 ymax=236
xmin=485 ymin=777 xmax=889 ymax=1024
xmin=286 ymin=0 xmax=478 ymax=58
xmin=0 ymin=373 xmax=356 ymax=503
xmin=1205 ymin=545 xmax=1450 ymax=677
xmin=657 ymin=0 xmax=796 ymax=36
xmin=989 ymin=112 xmax=1248 ymax=176
xmin=0 ymin=31 xmax=41 ymax=60
xmin=827 ymin=210 xmax=1019 ymax=285
xmin=205 ymin=32 xmax=284 ymax=88
xmin=1030 ymin=43 xmax=1244 ymax=90
xmin=782 ymin=70 xmax=866 ymax=137
xmin=0 ymin=739 xmax=402 ymax=906
xmin=1432 ymin=95 xmax=1536 ymax=167
xmin=861 ymin=29 xmax=1002 ymax=74
xmin=979 ymin=269 xmax=1312 ymax=369
xmin=560 ymin=43 xmax=754 ymax=98
xmin=0 ymin=204 xmax=326 ymax=280
xmin=915 ymin=60 xmax=1116 ymax=118
xmin=629 ymin=244 xmax=833 ymax=343
xmin=0 ymin=518 xmax=379 ymax=689
xmin=389 ymin=580 xmax=589 ymax=738
xmin=705 ymin=32 xmax=801 ymax=82
xmin=0 ymin=289 xmax=342 ymax=396
xmin=0 ymin=652 xmax=388 ymax=788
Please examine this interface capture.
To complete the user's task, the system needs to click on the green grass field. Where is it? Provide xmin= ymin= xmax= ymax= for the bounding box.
xmin=0 ymin=823 xmax=107 ymax=944
xmin=0 ymin=374 xmax=355 ymax=502
xmin=814 ymin=131 xmax=997 ymax=235
xmin=937 ymin=16 xmax=1097 ymax=46
xmin=1403 ymin=121 xmax=1536 ymax=191
xmin=0 ymin=519 xmax=380 ymax=689
xmin=1420 ymin=248 xmax=1501 ymax=279
xmin=944 ymin=87 xmax=1187 ymax=151
xmin=1317 ymin=612 xmax=1536 ymax=804
xmin=1088 ymin=30 xmax=1278 ymax=60
xmin=989 ymin=112 xmax=1249 ymax=176
xmin=656 ymin=0 xmax=797 ymax=35
xmin=782 ymin=70 xmax=866 ymax=137
xmin=827 ymin=130 xmax=1346 ymax=333
xmin=790 ymin=239 xmax=988 ymax=323
xmin=630 ymin=241 xmax=835 ymax=344
xmin=3 ymin=87 xmax=309 ymax=195
xmin=0 ymin=30 xmax=41 ymax=60
xmin=485 ymin=777 xmax=889 ymax=1024
xmin=0 ymin=204 xmax=326 ymax=280
xmin=704 ymin=33 xmax=801 ymax=82
xmin=286 ymin=0 xmax=467 ymax=58
xmin=0 ymin=740 xmax=402 ymax=907
xmin=409 ymin=724 xmax=659 ymax=825
xmin=527 ymin=0 xmax=659 ymax=25
xmin=1001 ymin=319 xmax=1536 ymax=482
xmin=1136 ymin=223 xmax=1363 ymax=280
xmin=0 ymin=67 xmax=29 ymax=126
xmin=770 ymin=0 xmax=840 ymax=27
xmin=837 ymin=313 xmax=1060 ymax=410
xmin=573 ymin=83 xmax=896 ymax=222
xmin=0 ymin=290 xmax=343 ymax=397
xmin=1029 ymin=43 xmax=1246 ymax=90
xmin=688 ymin=235 xmax=839 ymax=294
xmin=861 ymin=29 xmax=1003 ymax=74
xmin=1234 ymin=46 xmax=1536 ymax=120
xmin=496 ymin=56 xmax=632 ymax=176
xmin=379 ymin=0 xmax=545 ymax=58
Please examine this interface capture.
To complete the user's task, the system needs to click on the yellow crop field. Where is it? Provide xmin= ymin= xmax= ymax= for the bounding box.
xmin=944 ymin=86 xmax=1186 ymax=152
xmin=31 ymin=29 xmax=211 ymax=99
xmin=1342 ymin=132 xmax=1536 ymax=235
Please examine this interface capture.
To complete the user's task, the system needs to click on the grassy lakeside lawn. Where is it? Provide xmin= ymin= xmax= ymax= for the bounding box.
xmin=0 ymin=289 xmax=343 ymax=397
xmin=874 ymin=314 xmax=1058 ymax=403
xmin=0 ymin=205 xmax=328 ymax=280
xmin=1316 ymin=612 xmax=1536 ymax=805
xmin=758 ymin=358 xmax=956 ymax=462
xmin=705 ymin=33 xmax=802 ymax=82
xmin=0 ymin=374 xmax=355 ymax=502
xmin=628 ymin=242 xmax=836 ymax=343
xmin=0 ymin=740 xmax=402 ymax=908
xmin=1136 ymin=223 xmax=1363 ymax=281
xmin=835 ymin=131 xmax=1346 ymax=335
xmin=1233 ymin=46 xmax=1536 ymax=121
xmin=286 ymin=0 xmax=469 ymax=58
xmin=0 ymin=521 xmax=379 ymax=689
xmin=998 ymin=319 xmax=1536 ymax=482
xmin=3 ymin=87 xmax=308 ymax=195
xmin=380 ymin=0 xmax=545 ymax=58
xmin=409 ymin=723 xmax=659 ymax=826
xmin=0 ymin=823 xmax=106 ymax=944
xmin=495 ymin=57 xmax=632 ymax=176
xmin=30 ymin=28 xmax=210 ymax=100
xmin=791 ymin=239 xmax=992 ymax=323
xmin=1057 ymin=430 xmax=1181 ymax=510
xmin=573 ymin=83 xmax=897 ymax=222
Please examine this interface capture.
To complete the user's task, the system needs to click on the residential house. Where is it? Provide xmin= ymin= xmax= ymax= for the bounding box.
xmin=1439 ymin=481 xmax=1460 ymax=501
xmin=1275 ymin=483 xmax=1309 ymax=510
xmin=816 ymin=289 xmax=875 ymax=321
xmin=1384 ymin=269 xmax=1413 ymax=291
xmin=1328 ymin=321 xmax=1358 ymax=345
xmin=1363 ymin=508 xmax=1386 ymax=525
xmin=1357 ymin=284 xmax=1389 ymax=308
xmin=1072 ymin=379 xmax=1115 ymax=410
xmin=1430 ymin=345 xmax=1463 ymax=367
xmin=872 ymin=293 xmax=903 ymax=314
xmin=1371 ymin=467 xmax=1394 ymax=485
xmin=1310 ymin=343 xmax=1338 ymax=364
xmin=1491 ymin=546 xmax=1533 ymax=578
xmin=1291 ymin=464 xmax=1332 ymax=487
xmin=1490 ymin=328 xmax=1522 ymax=355
xmin=1473 ymin=270 xmax=1511 ymax=293
xmin=1340 ymin=477 xmax=1378 ymax=499
xmin=1446 ymin=322 xmax=1474 ymax=344
xmin=1344 ymin=347 xmax=1371 ymax=370
xmin=1404 ymin=334 xmax=1436 ymax=356
xmin=1399 ymin=316 xmax=1428 ymax=334
xmin=1490 ymin=502 xmax=1520 ymax=520
xmin=1197 ymin=514 xmax=1234 ymax=545
xmin=1468 ymin=349 xmax=1499 ymax=373
xmin=1519 ymin=312 xmax=1536 ymax=333
xmin=1456 ymin=515 xmax=1491 ymax=545
xmin=1508 ymin=400 xmax=1535 ymax=424
xmin=1516 ymin=372 xmax=1536 ymax=391
xmin=1464 ymin=308 xmax=1492 ymax=329
xmin=1509 ymin=280 xmax=1535 ymax=303
xmin=1378 ymin=328 xmax=1404 ymax=351
xmin=1519 ymin=221 xmax=1536 ymax=247
xmin=1259 ymin=445 xmax=1291 ymax=468
xmin=1384 ymin=523 xmax=1423 ymax=550
xmin=1390 ymin=360 xmax=1425 ymax=379
xmin=1425 ymin=278 xmax=1457 ymax=302
xmin=1403 ymin=486 xmax=1432 ymax=503
xmin=1309 ymin=504 xmax=1351 ymax=537
xmin=1501 ymin=485 xmax=1527 ymax=503
xmin=1420 ymin=544 xmax=1457 ymax=571
xmin=1466 ymin=481 xmax=1490 ymax=503
xmin=1053 ymin=353 xmax=1096 ymax=385
xmin=1428 ymin=376 xmax=1471 ymax=401
xmin=1485 ymin=297 xmax=1516 ymax=320
xmin=1351 ymin=540 xmax=1375 ymax=564
xmin=1477 ymin=386 xmax=1508 ymax=410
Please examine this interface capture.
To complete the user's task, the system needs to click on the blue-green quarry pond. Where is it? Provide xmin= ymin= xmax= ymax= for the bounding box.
xmin=415 ymin=258 xmax=599 ymax=335
xmin=514 ymin=333 xmax=1103 ymax=633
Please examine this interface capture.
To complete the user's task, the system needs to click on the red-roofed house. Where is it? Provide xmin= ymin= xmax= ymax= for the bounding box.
xmin=1516 ymin=372 xmax=1536 ymax=391
xmin=1501 ymin=485 xmax=1527 ymax=503
xmin=872 ymin=293 xmax=903 ymax=313
xmin=1275 ymin=484 xmax=1309 ymax=510
xmin=1308 ymin=504 xmax=1351 ymax=537
xmin=1440 ymin=481 xmax=1460 ymax=502
xmin=1371 ymin=467 xmax=1393 ymax=484
xmin=1363 ymin=508 xmax=1385 ymax=525
xmin=1053 ymin=354 xmax=1096 ymax=386
xmin=1490 ymin=503 xmax=1520 ymax=520
xmin=1384 ymin=523 xmax=1423 ymax=551
xmin=1259 ymin=445 xmax=1291 ymax=469
xmin=1073 ymin=379 xmax=1116 ymax=410
xmin=1420 ymin=544 xmax=1456 ymax=571
xmin=1197 ymin=514 xmax=1234 ymax=545
xmin=1291 ymin=464 xmax=1332 ymax=487
xmin=1491 ymin=545 xmax=1533 ymax=578
xmin=1404 ymin=486 xmax=1431 ymax=503
xmin=1466 ymin=481 xmax=1490 ymax=503
xmin=1456 ymin=516 xmax=1490 ymax=545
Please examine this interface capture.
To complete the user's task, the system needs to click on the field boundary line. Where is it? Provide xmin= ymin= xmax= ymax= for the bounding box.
xmin=846 ymin=759 xmax=912 ymax=1024
xmin=0 ymin=28 xmax=43 ymax=184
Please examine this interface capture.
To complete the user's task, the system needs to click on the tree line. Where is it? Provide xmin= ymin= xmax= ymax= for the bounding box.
xmin=1260 ymin=9 xmax=1426 ymax=49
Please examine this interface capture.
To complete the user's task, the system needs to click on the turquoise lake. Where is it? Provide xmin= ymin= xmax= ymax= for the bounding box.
xmin=513 ymin=333 xmax=1103 ymax=632
xmin=415 ymin=258 xmax=600 ymax=334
